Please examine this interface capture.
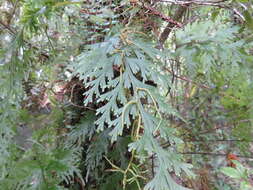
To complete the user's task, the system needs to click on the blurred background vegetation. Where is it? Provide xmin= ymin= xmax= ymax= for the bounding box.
xmin=1 ymin=0 xmax=253 ymax=189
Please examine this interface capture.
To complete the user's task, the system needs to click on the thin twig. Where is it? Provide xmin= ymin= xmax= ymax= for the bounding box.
xmin=198 ymin=125 xmax=231 ymax=135
xmin=159 ymin=0 xmax=229 ymax=6
xmin=69 ymin=84 xmax=96 ymax=111
xmin=143 ymin=4 xmax=183 ymax=27
xmin=179 ymin=152 xmax=253 ymax=159
xmin=164 ymin=67 xmax=211 ymax=89
xmin=9 ymin=0 xmax=19 ymax=24
xmin=158 ymin=0 xmax=245 ymax=21
xmin=41 ymin=26 xmax=55 ymax=51
xmin=186 ymin=139 xmax=253 ymax=142
xmin=0 ymin=20 xmax=16 ymax=34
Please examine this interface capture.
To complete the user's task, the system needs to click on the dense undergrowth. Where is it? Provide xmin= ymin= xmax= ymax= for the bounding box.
xmin=1 ymin=0 xmax=253 ymax=189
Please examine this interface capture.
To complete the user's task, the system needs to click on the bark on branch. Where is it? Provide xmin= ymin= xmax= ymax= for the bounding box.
xmin=158 ymin=6 xmax=187 ymax=48
xmin=180 ymin=152 xmax=253 ymax=159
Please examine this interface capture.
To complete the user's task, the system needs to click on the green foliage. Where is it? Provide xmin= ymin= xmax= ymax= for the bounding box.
xmin=175 ymin=17 xmax=248 ymax=82
xmin=66 ymin=111 xmax=97 ymax=146
xmin=221 ymin=161 xmax=253 ymax=190
xmin=1 ymin=0 xmax=253 ymax=189
xmin=70 ymin=29 xmax=194 ymax=189
xmin=21 ymin=0 xmax=63 ymax=32
xmin=1 ymin=144 xmax=82 ymax=190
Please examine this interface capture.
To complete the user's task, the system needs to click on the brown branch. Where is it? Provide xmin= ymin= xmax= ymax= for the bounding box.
xmin=157 ymin=0 xmax=231 ymax=47
xmin=80 ymin=9 xmax=103 ymax=15
xmin=198 ymin=125 xmax=231 ymax=135
xmin=9 ymin=0 xmax=19 ymax=25
xmin=159 ymin=0 xmax=245 ymax=22
xmin=164 ymin=67 xmax=211 ymax=89
xmin=0 ymin=20 xmax=16 ymax=34
xmin=161 ymin=138 xmax=252 ymax=149
xmin=158 ymin=6 xmax=187 ymax=48
xmin=143 ymin=4 xmax=183 ymax=27
xmin=159 ymin=0 xmax=229 ymax=6
xmin=69 ymin=84 xmax=96 ymax=111
xmin=74 ymin=177 xmax=85 ymax=190
xmin=186 ymin=139 xmax=253 ymax=142
xmin=179 ymin=152 xmax=253 ymax=159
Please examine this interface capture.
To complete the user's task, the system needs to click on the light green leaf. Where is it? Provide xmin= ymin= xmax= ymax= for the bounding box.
xmin=221 ymin=167 xmax=241 ymax=179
